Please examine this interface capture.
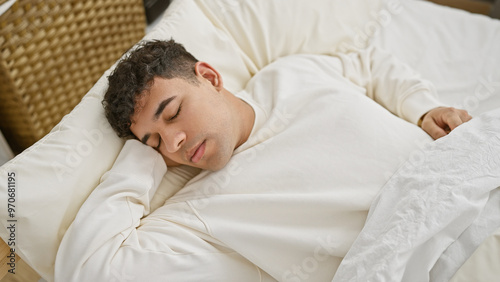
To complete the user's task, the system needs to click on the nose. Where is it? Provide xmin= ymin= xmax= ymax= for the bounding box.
xmin=161 ymin=129 xmax=186 ymax=153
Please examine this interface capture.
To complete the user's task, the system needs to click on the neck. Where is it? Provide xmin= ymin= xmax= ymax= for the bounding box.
xmin=223 ymin=89 xmax=255 ymax=150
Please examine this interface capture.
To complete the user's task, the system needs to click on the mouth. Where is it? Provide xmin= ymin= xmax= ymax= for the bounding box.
xmin=189 ymin=140 xmax=206 ymax=163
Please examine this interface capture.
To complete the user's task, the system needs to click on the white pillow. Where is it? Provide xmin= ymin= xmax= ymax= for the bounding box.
xmin=194 ymin=0 xmax=385 ymax=72
xmin=149 ymin=0 xmax=251 ymax=94
xmin=0 ymin=74 xmax=123 ymax=281
xmin=373 ymin=0 xmax=500 ymax=116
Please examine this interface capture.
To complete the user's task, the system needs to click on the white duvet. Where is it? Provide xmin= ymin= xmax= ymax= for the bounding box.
xmin=333 ymin=108 xmax=500 ymax=282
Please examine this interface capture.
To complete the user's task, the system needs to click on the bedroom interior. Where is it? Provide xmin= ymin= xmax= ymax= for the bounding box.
xmin=0 ymin=0 xmax=499 ymax=281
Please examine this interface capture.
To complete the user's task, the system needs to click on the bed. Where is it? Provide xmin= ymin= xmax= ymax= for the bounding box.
xmin=0 ymin=0 xmax=499 ymax=281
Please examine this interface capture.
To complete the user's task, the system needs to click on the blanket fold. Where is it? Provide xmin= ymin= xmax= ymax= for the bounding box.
xmin=333 ymin=108 xmax=500 ymax=282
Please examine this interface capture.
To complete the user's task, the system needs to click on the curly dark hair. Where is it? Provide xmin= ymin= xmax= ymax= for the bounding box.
xmin=103 ymin=39 xmax=199 ymax=138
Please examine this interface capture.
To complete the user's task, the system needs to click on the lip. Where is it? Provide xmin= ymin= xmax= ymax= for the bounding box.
xmin=189 ymin=140 xmax=206 ymax=163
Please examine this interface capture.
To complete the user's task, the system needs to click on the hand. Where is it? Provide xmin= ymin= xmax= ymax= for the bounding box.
xmin=419 ymin=107 xmax=472 ymax=140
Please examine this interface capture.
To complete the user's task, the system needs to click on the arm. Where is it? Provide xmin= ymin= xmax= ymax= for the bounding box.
xmin=338 ymin=46 xmax=471 ymax=139
xmin=55 ymin=139 xmax=260 ymax=281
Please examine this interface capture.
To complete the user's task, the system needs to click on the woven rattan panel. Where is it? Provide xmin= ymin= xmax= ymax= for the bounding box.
xmin=0 ymin=0 xmax=146 ymax=153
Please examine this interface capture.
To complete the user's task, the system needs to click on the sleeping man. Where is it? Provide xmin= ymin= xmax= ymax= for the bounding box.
xmin=55 ymin=39 xmax=472 ymax=281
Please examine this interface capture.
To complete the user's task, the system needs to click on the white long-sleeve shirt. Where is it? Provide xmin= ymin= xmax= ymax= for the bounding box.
xmin=55 ymin=47 xmax=441 ymax=281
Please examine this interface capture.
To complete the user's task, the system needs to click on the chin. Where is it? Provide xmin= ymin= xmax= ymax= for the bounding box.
xmin=205 ymin=160 xmax=229 ymax=172
xmin=205 ymin=151 xmax=233 ymax=171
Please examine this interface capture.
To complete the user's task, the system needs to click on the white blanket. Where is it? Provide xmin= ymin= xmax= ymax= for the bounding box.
xmin=333 ymin=108 xmax=500 ymax=282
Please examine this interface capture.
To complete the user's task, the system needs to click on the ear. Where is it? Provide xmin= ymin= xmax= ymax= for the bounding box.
xmin=194 ymin=62 xmax=223 ymax=91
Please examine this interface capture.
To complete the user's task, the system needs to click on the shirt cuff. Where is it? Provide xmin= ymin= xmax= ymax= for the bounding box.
xmin=400 ymin=90 xmax=444 ymax=125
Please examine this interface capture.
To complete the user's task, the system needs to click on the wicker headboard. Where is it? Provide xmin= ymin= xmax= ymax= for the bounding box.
xmin=0 ymin=0 xmax=146 ymax=153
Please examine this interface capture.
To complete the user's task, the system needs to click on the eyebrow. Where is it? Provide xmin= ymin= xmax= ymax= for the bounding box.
xmin=154 ymin=96 xmax=177 ymax=121
xmin=140 ymin=95 xmax=177 ymax=145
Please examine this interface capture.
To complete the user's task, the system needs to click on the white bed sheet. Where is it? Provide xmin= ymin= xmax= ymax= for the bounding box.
xmin=450 ymin=226 xmax=500 ymax=282
xmin=332 ymin=108 xmax=500 ymax=281
xmin=370 ymin=1 xmax=500 ymax=279
xmin=374 ymin=0 xmax=500 ymax=115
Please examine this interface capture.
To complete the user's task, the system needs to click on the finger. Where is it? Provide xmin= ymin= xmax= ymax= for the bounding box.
xmin=459 ymin=110 xmax=473 ymax=122
xmin=443 ymin=112 xmax=463 ymax=131
xmin=422 ymin=119 xmax=447 ymax=140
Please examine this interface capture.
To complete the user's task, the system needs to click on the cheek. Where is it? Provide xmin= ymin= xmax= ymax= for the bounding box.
xmin=206 ymin=140 xmax=234 ymax=171
xmin=163 ymin=155 xmax=181 ymax=167
xmin=205 ymin=98 xmax=231 ymax=126
xmin=129 ymin=126 xmax=144 ymax=142
xmin=184 ymin=103 xmax=218 ymax=133
xmin=159 ymin=150 xmax=182 ymax=166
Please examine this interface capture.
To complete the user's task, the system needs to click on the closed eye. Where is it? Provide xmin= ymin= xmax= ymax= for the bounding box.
xmin=156 ymin=137 xmax=161 ymax=150
xmin=156 ymin=104 xmax=181 ymax=149
xmin=168 ymin=104 xmax=182 ymax=121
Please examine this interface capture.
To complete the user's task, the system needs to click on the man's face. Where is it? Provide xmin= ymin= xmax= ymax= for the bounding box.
xmin=130 ymin=66 xmax=239 ymax=171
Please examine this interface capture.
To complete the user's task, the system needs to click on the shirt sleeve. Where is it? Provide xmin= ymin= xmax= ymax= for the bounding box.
xmin=54 ymin=139 xmax=261 ymax=282
xmin=337 ymin=46 xmax=444 ymax=125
